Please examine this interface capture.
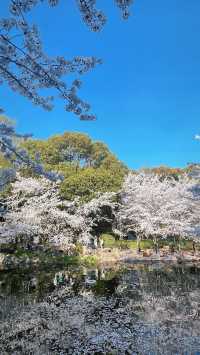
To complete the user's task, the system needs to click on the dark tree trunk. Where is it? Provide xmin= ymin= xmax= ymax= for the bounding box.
xmin=193 ymin=241 xmax=196 ymax=254
xmin=137 ymin=237 xmax=141 ymax=254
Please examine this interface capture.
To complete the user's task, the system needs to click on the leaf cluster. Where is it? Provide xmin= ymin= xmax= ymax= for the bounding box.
xmin=22 ymin=131 xmax=128 ymax=202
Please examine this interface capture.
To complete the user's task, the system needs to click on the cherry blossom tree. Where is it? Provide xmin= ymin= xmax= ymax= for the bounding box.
xmin=117 ymin=173 xmax=200 ymax=251
xmin=0 ymin=174 xmax=117 ymax=250
xmin=188 ymin=163 xmax=200 ymax=180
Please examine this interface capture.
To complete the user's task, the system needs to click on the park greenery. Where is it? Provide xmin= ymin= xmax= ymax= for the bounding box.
xmin=0 ymin=118 xmax=199 ymax=258
xmin=0 ymin=119 xmax=127 ymax=201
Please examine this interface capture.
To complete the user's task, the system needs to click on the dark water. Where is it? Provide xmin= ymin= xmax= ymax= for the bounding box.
xmin=1 ymin=262 xmax=200 ymax=318
xmin=0 ymin=265 xmax=121 ymax=321
xmin=1 ymin=262 xmax=200 ymax=353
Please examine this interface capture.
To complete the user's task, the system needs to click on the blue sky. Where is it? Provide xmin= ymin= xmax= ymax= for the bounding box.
xmin=1 ymin=0 xmax=200 ymax=169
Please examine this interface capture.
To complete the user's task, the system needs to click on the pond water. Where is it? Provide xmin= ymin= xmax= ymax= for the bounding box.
xmin=1 ymin=262 xmax=200 ymax=353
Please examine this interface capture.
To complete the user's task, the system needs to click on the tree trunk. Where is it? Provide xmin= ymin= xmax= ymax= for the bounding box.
xmin=192 ymin=241 xmax=196 ymax=255
xmin=177 ymin=236 xmax=181 ymax=254
xmin=137 ymin=237 xmax=141 ymax=254
xmin=153 ymin=236 xmax=159 ymax=254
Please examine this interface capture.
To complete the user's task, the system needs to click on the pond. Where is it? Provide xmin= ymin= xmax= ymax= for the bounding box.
xmin=1 ymin=262 xmax=200 ymax=354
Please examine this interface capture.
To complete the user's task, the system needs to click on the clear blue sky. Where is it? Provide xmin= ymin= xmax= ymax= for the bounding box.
xmin=1 ymin=0 xmax=200 ymax=169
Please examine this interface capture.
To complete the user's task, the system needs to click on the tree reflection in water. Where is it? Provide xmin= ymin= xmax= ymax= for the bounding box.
xmin=1 ymin=263 xmax=200 ymax=353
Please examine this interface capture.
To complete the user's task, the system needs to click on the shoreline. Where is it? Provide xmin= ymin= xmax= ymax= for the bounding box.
xmin=1 ymin=248 xmax=200 ymax=271
xmin=95 ymin=248 xmax=200 ymax=267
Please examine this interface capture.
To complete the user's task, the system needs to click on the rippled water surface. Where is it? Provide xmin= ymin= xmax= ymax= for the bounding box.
xmin=1 ymin=262 xmax=200 ymax=353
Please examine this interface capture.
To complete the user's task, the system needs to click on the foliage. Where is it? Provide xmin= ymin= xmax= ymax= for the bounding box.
xmin=11 ymin=248 xmax=97 ymax=267
xmin=0 ymin=153 xmax=12 ymax=169
xmin=186 ymin=163 xmax=200 ymax=180
xmin=90 ymin=141 xmax=110 ymax=167
xmin=118 ymin=173 xmax=200 ymax=242
xmin=80 ymin=255 xmax=97 ymax=267
xmin=22 ymin=132 xmax=92 ymax=166
xmin=22 ymin=132 xmax=127 ymax=201
xmin=0 ymin=181 xmax=12 ymax=198
xmin=74 ymin=242 xmax=84 ymax=256
xmin=0 ymin=175 xmax=117 ymax=250
xmin=22 ymin=132 xmax=127 ymax=170
xmin=60 ymin=167 xmax=123 ymax=202
xmin=140 ymin=166 xmax=184 ymax=181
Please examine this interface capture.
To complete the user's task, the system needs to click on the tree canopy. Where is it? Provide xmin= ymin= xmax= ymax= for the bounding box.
xmin=118 ymin=172 xmax=200 ymax=241
xmin=21 ymin=131 xmax=127 ymax=201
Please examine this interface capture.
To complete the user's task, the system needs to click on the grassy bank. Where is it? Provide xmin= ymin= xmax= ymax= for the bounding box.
xmin=2 ymin=234 xmax=200 ymax=271
xmin=101 ymin=233 xmax=200 ymax=252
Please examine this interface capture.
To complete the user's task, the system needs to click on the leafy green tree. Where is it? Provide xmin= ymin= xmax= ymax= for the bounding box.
xmin=22 ymin=131 xmax=128 ymax=201
xmin=48 ymin=132 xmax=92 ymax=166
xmin=23 ymin=132 xmax=126 ymax=172
xmin=23 ymin=132 xmax=92 ymax=166
xmin=100 ymin=154 xmax=128 ymax=176
xmin=89 ymin=142 xmax=110 ymax=167
xmin=21 ymin=139 xmax=59 ymax=165
xmin=60 ymin=168 xmax=123 ymax=202
xmin=45 ymin=162 xmax=81 ymax=179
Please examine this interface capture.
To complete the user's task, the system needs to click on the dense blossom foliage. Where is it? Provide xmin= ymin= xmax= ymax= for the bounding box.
xmin=0 ymin=0 xmax=133 ymax=117
xmin=118 ymin=173 xmax=200 ymax=241
xmin=187 ymin=163 xmax=200 ymax=180
xmin=0 ymin=175 xmax=116 ymax=249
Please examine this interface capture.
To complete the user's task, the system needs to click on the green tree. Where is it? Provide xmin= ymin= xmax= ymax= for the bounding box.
xmin=60 ymin=168 xmax=123 ymax=202
xmin=90 ymin=142 xmax=110 ymax=167
xmin=48 ymin=132 xmax=92 ymax=166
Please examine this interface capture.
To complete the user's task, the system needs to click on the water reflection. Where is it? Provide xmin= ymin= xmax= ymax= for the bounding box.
xmin=1 ymin=265 xmax=200 ymax=340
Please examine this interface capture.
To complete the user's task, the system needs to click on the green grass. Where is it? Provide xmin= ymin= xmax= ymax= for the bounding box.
xmin=80 ymin=255 xmax=97 ymax=267
xmin=101 ymin=234 xmax=200 ymax=251
xmin=101 ymin=234 xmax=153 ymax=250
